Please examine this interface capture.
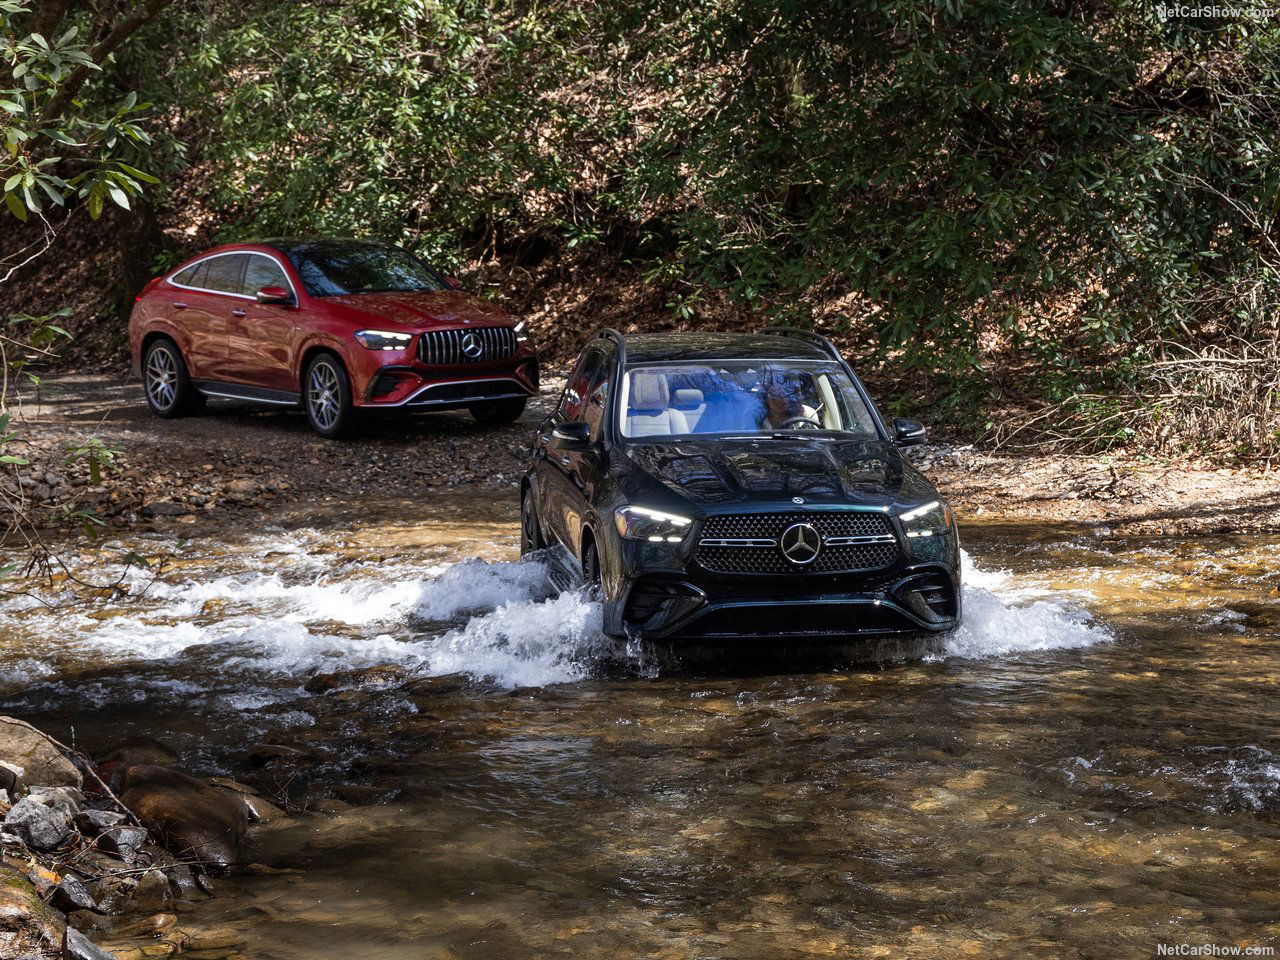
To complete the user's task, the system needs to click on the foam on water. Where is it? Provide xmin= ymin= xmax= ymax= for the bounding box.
xmin=0 ymin=539 xmax=1110 ymax=697
xmin=942 ymin=550 xmax=1113 ymax=658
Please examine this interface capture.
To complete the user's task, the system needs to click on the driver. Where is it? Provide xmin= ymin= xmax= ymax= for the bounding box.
xmin=758 ymin=371 xmax=820 ymax=430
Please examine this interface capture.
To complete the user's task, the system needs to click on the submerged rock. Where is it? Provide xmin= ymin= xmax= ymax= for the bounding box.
xmin=0 ymin=863 xmax=65 ymax=959
xmin=96 ymin=736 xmax=179 ymax=783
xmin=0 ymin=717 xmax=81 ymax=788
xmin=3 ymin=796 xmax=72 ymax=850
xmin=115 ymin=765 xmax=248 ymax=869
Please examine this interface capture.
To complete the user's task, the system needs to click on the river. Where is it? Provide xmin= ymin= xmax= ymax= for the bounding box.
xmin=3 ymin=492 xmax=1278 ymax=958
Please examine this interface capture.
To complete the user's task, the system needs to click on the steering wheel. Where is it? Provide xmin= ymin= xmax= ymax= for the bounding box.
xmin=780 ymin=414 xmax=821 ymax=430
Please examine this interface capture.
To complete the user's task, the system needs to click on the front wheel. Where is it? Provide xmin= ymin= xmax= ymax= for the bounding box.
xmin=143 ymin=339 xmax=204 ymax=418
xmin=469 ymin=397 xmax=527 ymax=426
xmin=520 ymin=488 xmax=544 ymax=556
xmin=304 ymin=354 xmax=354 ymax=439
xmin=582 ymin=539 xmax=602 ymax=600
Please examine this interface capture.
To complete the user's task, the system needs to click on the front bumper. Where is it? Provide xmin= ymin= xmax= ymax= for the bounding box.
xmin=617 ymin=565 xmax=960 ymax=641
xmin=600 ymin=510 xmax=961 ymax=642
xmin=354 ymin=350 xmax=539 ymax=408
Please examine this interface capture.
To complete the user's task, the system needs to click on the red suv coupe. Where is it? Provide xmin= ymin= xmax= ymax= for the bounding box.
xmin=128 ymin=238 xmax=539 ymax=437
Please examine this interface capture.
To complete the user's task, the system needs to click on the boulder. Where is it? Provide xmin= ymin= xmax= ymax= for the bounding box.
xmin=74 ymin=809 xmax=126 ymax=836
xmin=64 ymin=926 xmax=115 ymax=960
xmin=115 ymin=765 xmax=248 ymax=869
xmin=95 ymin=736 xmax=178 ymax=784
xmin=0 ymin=717 xmax=80 ymax=788
xmin=97 ymin=825 xmax=148 ymax=863
xmin=28 ymin=785 xmax=83 ymax=814
xmin=0 ymin=863 xmax=65 ymax=959
xmin=3 ymin=796 xmax=72 ymax=850
xmin=0 ymin=760 xmax=24 ymax=796
xmin=53 ymin=875 xmax=99 ymax=914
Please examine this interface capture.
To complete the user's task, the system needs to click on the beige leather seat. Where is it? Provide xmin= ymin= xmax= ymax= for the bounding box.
xmin=627 ymin=372 xmax=690 ymax=437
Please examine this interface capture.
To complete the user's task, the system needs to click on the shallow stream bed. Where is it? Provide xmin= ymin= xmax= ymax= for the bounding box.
xmin=3 ymin=493 xmax=1279 ymax=958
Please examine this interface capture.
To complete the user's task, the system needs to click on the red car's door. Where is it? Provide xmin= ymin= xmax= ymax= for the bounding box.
xmin=167 ymin=253 xmax=247 ymax=381
xmin=224 ymin=253 xmax=300 ymax=393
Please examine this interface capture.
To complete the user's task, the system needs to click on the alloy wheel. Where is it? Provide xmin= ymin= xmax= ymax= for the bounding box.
xmin=308 ymin=360 xmax=341 ymax=431
xmin=145 ymin=346 xmax=178 ymax=411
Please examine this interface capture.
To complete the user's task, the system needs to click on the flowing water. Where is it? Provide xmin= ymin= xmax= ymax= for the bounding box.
xmin=3 ymin=492 xmax=1279 ymax=959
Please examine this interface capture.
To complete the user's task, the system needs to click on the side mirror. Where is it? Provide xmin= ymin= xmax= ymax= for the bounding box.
xmin=256 ymin=285 xmax=293 ymax=305
xmin=892 ymin=417 xmax=927 ymax=447
xmin=551 ymin=421 xmax=591 ymax=447
xmin=444 ymin=276 xmax=460 ymax=290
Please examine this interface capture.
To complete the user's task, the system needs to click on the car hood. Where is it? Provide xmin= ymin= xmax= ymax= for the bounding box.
xmin=323 ymin=290 xmax=513 ymax=331
xmin=622 ymin=437 xmax=937 ymax=509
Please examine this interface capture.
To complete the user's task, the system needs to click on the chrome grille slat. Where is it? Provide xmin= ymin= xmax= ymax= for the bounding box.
xmin=695 ymin=511 xmax=900 ymax=575
xmin=417 ymin=326 xmax=517 ymax=365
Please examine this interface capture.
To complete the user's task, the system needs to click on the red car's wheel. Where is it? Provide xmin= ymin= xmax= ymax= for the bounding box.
xmin=304 ymin=353 xmax=354 ymax=439
xmin=143 ymin=339 xmax=205 ymax=418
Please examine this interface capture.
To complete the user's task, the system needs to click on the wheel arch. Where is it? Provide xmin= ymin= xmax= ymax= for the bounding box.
xmin=298 ymin=343 xmax=349 ymax=391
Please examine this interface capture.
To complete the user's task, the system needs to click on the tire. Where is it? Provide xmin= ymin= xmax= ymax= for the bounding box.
xmin=143 ymin=338 xmax=204 ymax=418
xmin=520 ymin=487 xmax=544 ymax=556
xmin=582 ymin=538 xmax=602 ymax=599
xmin=303 ymin=353 xmax=354 ymax=439
xmin=469 ymin=397 xmax=527 ymax=426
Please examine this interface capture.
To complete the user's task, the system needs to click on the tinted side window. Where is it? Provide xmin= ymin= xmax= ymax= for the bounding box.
xmin=242 ymin=255 xmax=289 ymax=296
xmin=172 ymin=263 xmax=200 ymax=286
xmin=559 ymin=350 xmax=603 ymax=420
xmin=203 ymin=255 xmax=247 ymax=295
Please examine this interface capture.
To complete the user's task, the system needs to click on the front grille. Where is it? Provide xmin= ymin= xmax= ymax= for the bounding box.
xmin=696 ymin=511 xmax=899 ymax=575
xmin=419 ymin=327 xmax=516 ymax=365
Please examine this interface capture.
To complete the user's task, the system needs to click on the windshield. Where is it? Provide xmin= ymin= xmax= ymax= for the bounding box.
xmin=619 ymin=361 xmax=880 ymax=439
xmin=285 ymin=243 xmax=446 ymax=297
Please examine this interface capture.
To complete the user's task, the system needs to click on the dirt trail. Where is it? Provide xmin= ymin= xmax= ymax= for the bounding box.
xmin=6 ymin=373 xmax=1278 ymax=540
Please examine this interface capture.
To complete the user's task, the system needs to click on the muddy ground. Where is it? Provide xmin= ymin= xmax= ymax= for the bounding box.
xmin=5 ymin=372 xmax=1278 ymax=548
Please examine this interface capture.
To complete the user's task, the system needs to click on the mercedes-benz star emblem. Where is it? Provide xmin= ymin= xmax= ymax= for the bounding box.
xmin=780 ymin=522 xmax=822 ymax=566
xmin=792 ymin=496 xmax=805 ymax=504
xmin=460 ymin=332 xmax=484 ymax=359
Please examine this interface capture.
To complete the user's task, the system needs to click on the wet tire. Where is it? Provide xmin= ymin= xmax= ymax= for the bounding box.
xmin=304 ymin=353 xmax=354 ymax=439
xmin=470 ymin=397 xmax=527 ymax=426
xmin=520 ymin=488 xmax=544 ymax=556
xmin=582 ymin=539 xmax=602 ymax=599
xmin=143 ymin=338 xmax=204 ymax=418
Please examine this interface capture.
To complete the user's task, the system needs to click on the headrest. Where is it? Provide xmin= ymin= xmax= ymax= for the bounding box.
xmin=673 ymin=388 xmax=704 ymax=408
xmin=629 ymin=372 xmax=670 ymax=412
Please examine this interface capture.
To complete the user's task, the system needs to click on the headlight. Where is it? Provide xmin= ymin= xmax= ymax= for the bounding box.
xmin=899 ymin=499 xmax=952 ymax=538
xmin=615 ymin=505 xmax=693 ymax=542
xmin=354 ymin=330 xmax=414 ymax=351
xmin=514 ymin=320 xmax=531 ymax=343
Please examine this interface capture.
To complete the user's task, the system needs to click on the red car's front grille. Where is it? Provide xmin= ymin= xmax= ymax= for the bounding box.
xmin=418 ymin=327 xmax=517 ymax=365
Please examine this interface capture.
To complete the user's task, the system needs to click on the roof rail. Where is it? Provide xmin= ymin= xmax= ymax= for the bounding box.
xmin=597 ymin=327 xmax=627 ymax=367
xmin=762 ymin=326 xmax=842 ymax=362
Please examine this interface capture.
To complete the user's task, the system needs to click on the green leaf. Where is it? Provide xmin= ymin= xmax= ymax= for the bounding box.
xmin=0 ymin=455 xmax=29 ymax=465
xmin=4 ymin=190 xmax=27 ymax=221
xmin=107 ymin=184 xmax=130 ymax=210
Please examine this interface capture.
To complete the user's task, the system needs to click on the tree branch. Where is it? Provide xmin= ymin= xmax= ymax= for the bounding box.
xmin=38 ymin=0 xmax=178 ymax=124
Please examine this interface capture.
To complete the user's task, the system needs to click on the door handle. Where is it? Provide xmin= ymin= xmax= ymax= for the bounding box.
xmin=173 ymin=302 xmax=188 ymax=310
xmin=231 ymin=309 xmax=247 ymax=317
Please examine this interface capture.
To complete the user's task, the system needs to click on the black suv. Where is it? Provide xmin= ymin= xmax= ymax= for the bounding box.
xmin=520 ymin=329 xmax=961 ymax=643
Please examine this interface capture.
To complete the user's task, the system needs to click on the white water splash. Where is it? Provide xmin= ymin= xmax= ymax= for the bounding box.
xmin=0 ymin=538 xmax=1109 ymax=697
xmin=942 ymin=550 xmax=1112 ymax=658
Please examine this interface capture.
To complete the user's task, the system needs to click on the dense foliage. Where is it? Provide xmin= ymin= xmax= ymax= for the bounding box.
xmin=157 ymin=2 xmax=1279 ymax=370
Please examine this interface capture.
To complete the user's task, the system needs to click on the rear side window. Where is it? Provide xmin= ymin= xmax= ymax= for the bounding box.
xmin=172 ymin=261 xmax=208 ymax=287
xmin=203 ymin=255 xmax=247 ymax=294
xmin=242 ymin=255 xmax=290 ymax=296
